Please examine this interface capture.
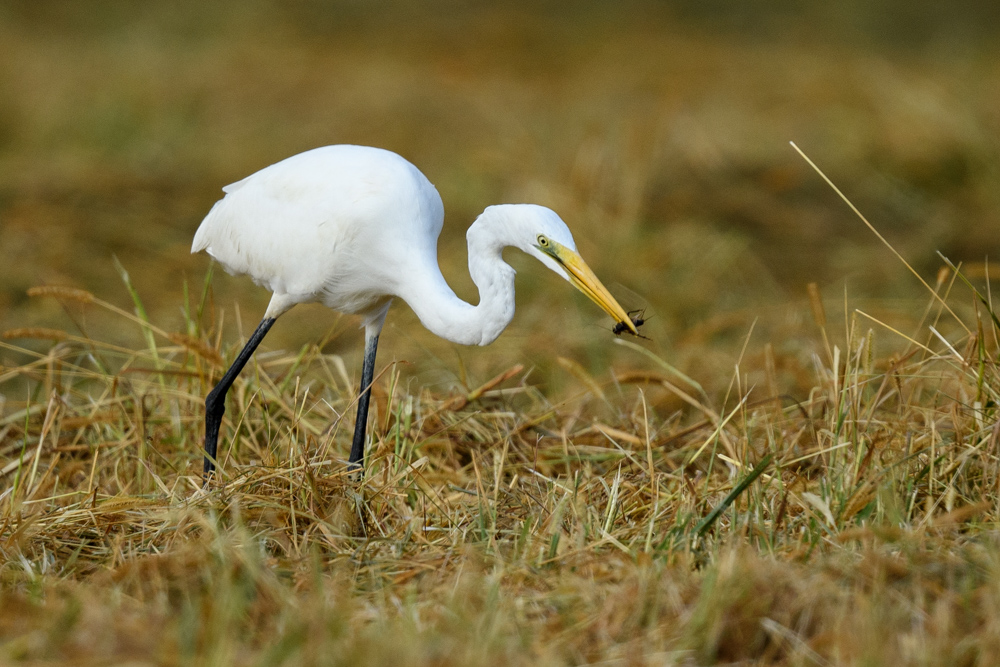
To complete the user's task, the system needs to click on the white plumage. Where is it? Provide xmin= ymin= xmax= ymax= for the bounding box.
xmin=192 ymin=144 xmax=636 ymax=479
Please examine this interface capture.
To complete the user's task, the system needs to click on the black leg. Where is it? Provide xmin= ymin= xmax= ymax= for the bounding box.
xmin=203 ymin=316 xmax=276 ymax=483
xmin=348 ymin=330 xmax=380 ymax=473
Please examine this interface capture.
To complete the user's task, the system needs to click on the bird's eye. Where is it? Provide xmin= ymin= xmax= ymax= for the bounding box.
xmin=537 ymin=235 xmax=549 ymax=247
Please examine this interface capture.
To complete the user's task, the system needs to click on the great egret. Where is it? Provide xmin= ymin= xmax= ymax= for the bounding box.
xmin=192 ymin=144 xmax=636 ymax=480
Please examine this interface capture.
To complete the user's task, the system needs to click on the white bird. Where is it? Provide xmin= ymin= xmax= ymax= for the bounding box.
xmin=192 ymin=144 xmax=637 ymax=480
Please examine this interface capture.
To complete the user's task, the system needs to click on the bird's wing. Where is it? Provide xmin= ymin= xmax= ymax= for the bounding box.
xmin=221 ymin=175 xmax=252 ymax=194
xmin=191 ymin=145 xmax=445 ymax=310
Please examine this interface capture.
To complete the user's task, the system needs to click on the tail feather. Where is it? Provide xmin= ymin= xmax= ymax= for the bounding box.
xmin=191 ymin=200 xmax=225 ymax=254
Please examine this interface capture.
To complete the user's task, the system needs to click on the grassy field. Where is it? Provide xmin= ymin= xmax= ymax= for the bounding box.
xmin=3 ymin=2 xmax=1000 ymax=664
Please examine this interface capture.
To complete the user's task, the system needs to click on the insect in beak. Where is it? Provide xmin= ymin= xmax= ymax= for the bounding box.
xmin=537 ymin=240 xmax=638 ymax=335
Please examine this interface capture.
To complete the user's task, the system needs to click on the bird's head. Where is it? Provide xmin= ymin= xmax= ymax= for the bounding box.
xmin=494 ymin=204 xmax=639 ymax=335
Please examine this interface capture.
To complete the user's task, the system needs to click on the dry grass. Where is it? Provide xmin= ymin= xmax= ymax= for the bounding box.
xmin=3 ymin=242 xmax=1000 ymax=664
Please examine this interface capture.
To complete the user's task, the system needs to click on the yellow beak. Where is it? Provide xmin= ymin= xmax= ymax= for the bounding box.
xmin=542 ymin=241 xmax=638 ymax=335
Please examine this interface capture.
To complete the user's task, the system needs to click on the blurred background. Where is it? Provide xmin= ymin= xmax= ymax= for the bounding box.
xmin=1 ymin=0 xmax=999 ymax=396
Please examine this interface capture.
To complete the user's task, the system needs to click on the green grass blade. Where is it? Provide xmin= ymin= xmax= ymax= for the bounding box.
xmin=695 ymin=453 xmax=774 ymax=537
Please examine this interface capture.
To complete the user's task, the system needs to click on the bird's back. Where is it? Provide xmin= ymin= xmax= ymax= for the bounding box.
xmin=192 ymin=145 xmax=445 ymax=314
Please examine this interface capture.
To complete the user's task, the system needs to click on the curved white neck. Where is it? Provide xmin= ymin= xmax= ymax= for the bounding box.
xmin=396 ymin=210 xmax=518 ymax=346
